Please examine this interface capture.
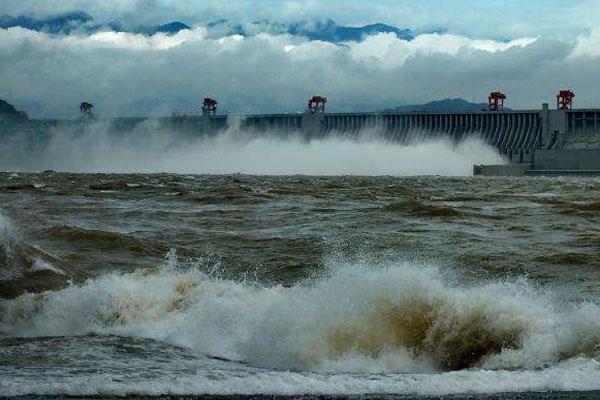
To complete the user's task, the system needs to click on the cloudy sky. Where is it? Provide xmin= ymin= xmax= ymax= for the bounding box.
xmin=1 ymin=0 xmax=596 ymax=38
xmin=1 ymin=0 xmax=600 ymax=118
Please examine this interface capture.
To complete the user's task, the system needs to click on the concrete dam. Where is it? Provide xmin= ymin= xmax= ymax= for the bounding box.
xmin=162 ymin=103 xmax=600 ymax=174
xmin=238 ymin=110 xmax=545 ymax=158
xmin=19 ymin=93 xmax=600 ymax=175
xmin=95 ymin=109 xmax=544 ymax=158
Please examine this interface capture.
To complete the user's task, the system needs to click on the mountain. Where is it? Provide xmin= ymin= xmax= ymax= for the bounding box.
xmin=207 ymin=19 xmax=290 ymax=37
xmin=206 ymin=18 xmax=414 ymax=42
xmin=288 ymin=20 xmax=414 ymax=42
xmin=134 ymin=21 xmax=191 ymax=36
xmin=385 ymin=98 xmax=494 ymax=113
xmin=0 ymin=11 xmax=189 ymax=36
xmin=0 ymin=11 xmax=93 ymax=34
xmin=0 ymin=11 xmax=415 ymax=43
xmin=0 ymin=99 xmax=28 ymax=121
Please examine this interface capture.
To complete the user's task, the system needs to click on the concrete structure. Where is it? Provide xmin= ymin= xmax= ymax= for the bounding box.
xmin=197 ymin=105 xmax=599 ymax=174
xmin=25 ymin=101 xmax=600 ymax=175
xmin=198 ymin=107 xmax=550 ymax=165
xmin=202 ymin=109 xmax=544 ymax=148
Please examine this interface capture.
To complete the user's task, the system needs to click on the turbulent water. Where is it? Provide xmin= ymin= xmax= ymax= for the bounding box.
xmin=1 ymin=170 xmax=600 ymax=398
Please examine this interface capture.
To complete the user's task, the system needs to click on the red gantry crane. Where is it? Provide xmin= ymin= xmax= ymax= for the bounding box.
xmin=202 ymin=97 xmax=218 ymax=115
xmin=308 ymin=96 xmax=327 ymax=113
xmin=488 ymin=92 xmax=506 ymax=111
xmin=557 ymin=90 xmax=575 ymax=110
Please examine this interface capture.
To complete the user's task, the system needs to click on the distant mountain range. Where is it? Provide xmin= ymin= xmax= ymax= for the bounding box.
xmin=0 ymin=99 xmax=28 ymax=121
xmin=0 ymin=11 xmax=94 ymax=34
xmin=385 ymin=98 xmax=496 ymax=113
xmin=0 ymin=11 xmax=192 ymax=36
xmin=206 ymin=19 xmax=414 ymax=41
xmin=0 ymin=11 xmax=415 ymax=42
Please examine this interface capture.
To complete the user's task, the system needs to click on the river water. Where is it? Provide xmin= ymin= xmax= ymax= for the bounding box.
xmin=1 ymin=171 xmax=600 ymax=398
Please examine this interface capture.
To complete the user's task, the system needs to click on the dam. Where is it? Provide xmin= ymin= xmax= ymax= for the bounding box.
xmin=160 ymin=94 xmax=600 ymax=174
xmin=10 ymin=92 xmax=600 ymax=175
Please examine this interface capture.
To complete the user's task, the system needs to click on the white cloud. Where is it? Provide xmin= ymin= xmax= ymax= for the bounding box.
xmin=571 ymin=29 xmax=600 ymax=58
xmin=0 ymin=25 xmax=598 ymax=119
xmin=1 ymin=26 xmax=206 ymax=51
xmin=0 ymin=0 xmax=593 ymax=39
xmin=348 ymin=33 xmax=539 ymax=69
xmin=76 ymin=28 xmax=205 ymax=50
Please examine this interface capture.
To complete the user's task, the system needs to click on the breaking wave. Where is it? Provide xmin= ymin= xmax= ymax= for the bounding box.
xmin=0 ymin=211 xmax=91 ymax=298
xmin=2 ymin=255 xmax=599 ymax=375
xmin=0 ymin=211 xmax=19 ymax=281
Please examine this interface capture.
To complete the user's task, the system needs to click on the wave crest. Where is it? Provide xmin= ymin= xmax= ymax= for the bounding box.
xmin=1 ymin=258 xmax=599 ymax=374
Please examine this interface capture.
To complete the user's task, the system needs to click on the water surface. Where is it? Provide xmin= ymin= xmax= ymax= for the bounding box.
xmin=1 ymin=173 xmax=599 ymax=398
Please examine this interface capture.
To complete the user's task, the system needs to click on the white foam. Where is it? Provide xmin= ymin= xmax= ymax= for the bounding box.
xmin=0 ymin=210 xmax=16 ymax=268
xmin=30 ymin=258 xmax=66 ymax=275
xmin=0 ymin=210 xmax=22 ymax=280
xmin=0 ymin=211 xmax=12 ymax=236
xmin=2 ymin=259 xmax=599 ymax=374
xmin=2 ymin=357 xmax=600 ymax=397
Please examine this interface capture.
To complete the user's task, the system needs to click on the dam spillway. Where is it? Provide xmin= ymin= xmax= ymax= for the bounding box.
xmin=237 ymin=111 xmax=543 ymax=150
xmin=165 ymin=110 xmax=545 ymax=147
xmin=175 ymin=105 xmax=600 ymax=172
xmin=33 ymin=107 xmax=600 ymax=154
xmin=163 ymin=107 xmax=555 ymax=158
xmin=26 ymin=104 xmax=600 ymax=174
xmin=323 ymin=111 xmax=543 ymax=154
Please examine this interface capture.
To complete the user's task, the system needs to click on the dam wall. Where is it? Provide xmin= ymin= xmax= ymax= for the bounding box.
xmin=562 ymin=109 xmax=600 ymax=150
xmin=184 ymin=110 xmax=547 ymax=151
xmin=201 ymin=109 xmax=550 ymax=161
xmin=205 ymin=106 xmax=600 ymax=155
xmin=25 ymin=105 xmax=600 ymax=172
xmin=321 ymin=111 xmax=543 ymax=153
xmin=202 ymin=107 xmax=600 ymax=172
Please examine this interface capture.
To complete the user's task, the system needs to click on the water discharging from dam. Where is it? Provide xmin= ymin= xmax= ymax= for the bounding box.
xmin=0 ymin=120 xmax=504 ymax=175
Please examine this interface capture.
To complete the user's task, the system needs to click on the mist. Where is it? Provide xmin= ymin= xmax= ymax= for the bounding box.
xmin=0 ymin=120 xmax=504 ymax=176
